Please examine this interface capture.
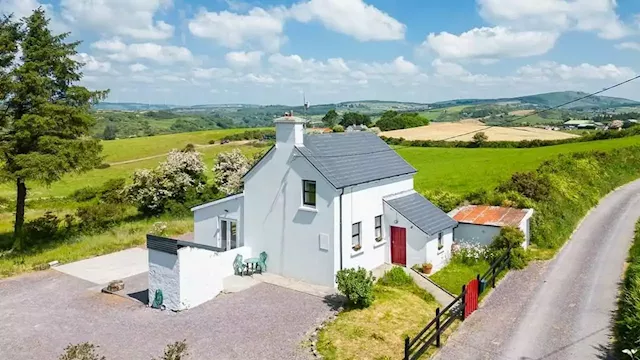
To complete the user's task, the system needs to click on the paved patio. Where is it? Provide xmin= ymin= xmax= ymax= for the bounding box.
xmin=0 ymin=270 xmax=335 ymax=360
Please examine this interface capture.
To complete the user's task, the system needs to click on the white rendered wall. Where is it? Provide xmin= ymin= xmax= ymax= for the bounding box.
xmin=193 ymin=196 xmax=243 ymax=248
xmin=148 ymin=249 xmax=180 ymax=311
xmin=340 ymin=176 xmax=414 ymax=272
xmin=244 ymin=142 xmax=336 ymax=287
xmin=425 ymin=229 xmax=453 ymax=272
xmin=178 ymin=247 xmax=223 ymax=310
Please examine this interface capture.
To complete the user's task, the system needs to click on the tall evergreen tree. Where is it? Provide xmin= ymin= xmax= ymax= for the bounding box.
xmin=0 ymin=9 xmax=108 ymax=248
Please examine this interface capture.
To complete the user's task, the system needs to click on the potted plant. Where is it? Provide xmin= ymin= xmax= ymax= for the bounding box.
xmin=375 ymin=236 xmax=383 ymax=243
xmin=352 ymin=244 xmax=362 ymax=251
xmin=422 ymin=263 xmax=433 ymax=274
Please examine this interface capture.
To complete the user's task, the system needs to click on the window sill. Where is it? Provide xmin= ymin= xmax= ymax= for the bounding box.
xmin=437 ymin=250 xmax=445 ymax=255
xmin=351 ymin=249 xmax=364 ymax=258
xmin=374 ymin=240 xmax=386 ymax=248
xmin=298 ymin=206 xmax=318 ymax=213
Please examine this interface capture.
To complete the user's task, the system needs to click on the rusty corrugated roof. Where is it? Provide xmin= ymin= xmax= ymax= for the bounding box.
xmin=451 ymin=205 xmax=530 ymax=227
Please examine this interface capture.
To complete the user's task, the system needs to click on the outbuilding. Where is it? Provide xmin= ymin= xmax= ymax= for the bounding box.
xmin=449 ymin=205 xmax=534 ymax=249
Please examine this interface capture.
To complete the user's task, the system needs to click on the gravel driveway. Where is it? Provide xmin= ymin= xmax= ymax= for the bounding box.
xmin=0 ymin=270 xmax=334 ymax=360
xmin=434 ymin=178 xmax=640 ymax=360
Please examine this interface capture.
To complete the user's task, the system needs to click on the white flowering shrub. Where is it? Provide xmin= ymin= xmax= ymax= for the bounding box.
xmin=451 ymin=242 xmax=487 ymax=265
xmin=126 ymin=150 xmax=207 ymax=215
xmin=213 ymin=149 xmax=250 ymax=195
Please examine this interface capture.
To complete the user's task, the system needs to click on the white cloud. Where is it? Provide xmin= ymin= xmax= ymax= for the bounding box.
xmin=431 ymin=59 xmax=470 ymax=78
xmin=225 ymin=51 xmax=263 ymax=69
xmin=424 ymin=26 xmax=559 ymax=60
xmin=192 ymin=67 xmax=233 ymax=79
xmin=477 ymin=0 xmax=630 ymax=39
xmin=60 ymin=0 xmax=174 ymax=40
xmin=359 ymin=56 xmax=419 ymax=75
xmin=517 ymin=61 xmax=636 ymax=80
xmin=268 ymin=53 xmax=351 ymax=75
xmin=129 ymin=63 xmax=148 ymax=72
xmin=92 ymin=40 xmax=193 ymax=64
xmin=288 ymin=0 xmax=405 ymax=41
xmin=188 ymin=7 xmax=286 ymax=52
xmin=616 ymin=42 xmax=640 ymax=51
xmin=71 ymin=53 xmax=112 ymax=73
xmin=0 ymin=0 xmax=67 ymax=32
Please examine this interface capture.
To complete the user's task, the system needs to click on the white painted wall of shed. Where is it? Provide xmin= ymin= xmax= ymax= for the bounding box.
xmin=193 ymin=196 xmax=244 ymax=248
xmin=454 ymin=223 xmax=501 ymax=247
xmin=340 ymin=176 xmax=414 ymax=273
xmin=148 ymin=249 xmax=180 ymax=311
xmin=178 ymin=247 xmax=223 ymax=309
xmin=244 ymin=140 xmax=336 ymax=286
xmin=425 ymin=230 xmax=453 ymax=272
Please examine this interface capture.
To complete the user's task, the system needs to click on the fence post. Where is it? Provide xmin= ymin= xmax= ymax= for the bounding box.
xmin=404 ymin=336 xmax=410 ymax=360
xmin=476 ymin=274 xmax=481 ymax=294
xmin=435 ymin=307 xmax=441 ymax=347
xmin=461 ymin=284 xmax=466 ymax=320
xmin=492 ymin=266 xmax=496 ymax=288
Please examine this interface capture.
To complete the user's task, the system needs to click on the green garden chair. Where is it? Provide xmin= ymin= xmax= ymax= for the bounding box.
xmin=233 ymin=254 xmax=247 ymax=276
xmin=257 ymin=251 xmax=268 ymax=273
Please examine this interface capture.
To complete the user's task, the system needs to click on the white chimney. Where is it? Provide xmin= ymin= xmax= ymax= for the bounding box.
xmin=274 ymin=114 xmax=306 ymax=147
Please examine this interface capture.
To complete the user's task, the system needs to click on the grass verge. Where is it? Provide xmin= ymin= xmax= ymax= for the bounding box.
xmin=614 ymin=220 xmax=640 ymax=355
xmin=429 ymin=259 xmax=490 ymax=296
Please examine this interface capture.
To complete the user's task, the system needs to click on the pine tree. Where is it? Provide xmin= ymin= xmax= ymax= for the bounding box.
xmin=0 ymin=9 xmax=108 ymax=248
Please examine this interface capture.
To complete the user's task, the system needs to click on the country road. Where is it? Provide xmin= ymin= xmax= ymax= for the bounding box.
xmin=434 ymin=178 xmax=640 ymax=360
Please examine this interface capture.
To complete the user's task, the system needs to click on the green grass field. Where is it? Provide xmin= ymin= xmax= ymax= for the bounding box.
xmin=398 ymin=135 xmax=640 ymax=195
xmin=101 ymin=128 xmax=270 ymax=163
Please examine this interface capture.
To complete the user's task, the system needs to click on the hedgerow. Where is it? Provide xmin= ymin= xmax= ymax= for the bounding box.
xmin=615 ymin=221 xmax=640 ymax=356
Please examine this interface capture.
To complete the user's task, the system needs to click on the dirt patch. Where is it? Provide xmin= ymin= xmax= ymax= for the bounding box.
xmin=458 ymin=118 xmax=485 ymax=125
xmin=381 ymin=123 xmax=578 ymax=142
xmin=508 ymin=109 xmax=536 ymax=116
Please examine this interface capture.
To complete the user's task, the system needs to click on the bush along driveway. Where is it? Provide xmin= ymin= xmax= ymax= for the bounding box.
xmin=433 ymin=178 xmax=640 ymax=360
xmin=614 ymin=219 xmax=640 ymax=356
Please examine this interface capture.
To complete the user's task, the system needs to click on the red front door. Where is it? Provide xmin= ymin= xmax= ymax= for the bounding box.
xmin=390 ymin=226 xmax=407 ymax=266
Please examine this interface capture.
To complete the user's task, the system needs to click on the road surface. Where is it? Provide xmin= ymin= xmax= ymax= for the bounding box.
xmin=435 ymin=178 xmax=640 ymax=360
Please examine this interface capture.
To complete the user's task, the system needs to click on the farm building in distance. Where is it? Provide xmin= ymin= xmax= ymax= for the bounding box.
xmin=449 ymin=205 xmax=534 ymax=248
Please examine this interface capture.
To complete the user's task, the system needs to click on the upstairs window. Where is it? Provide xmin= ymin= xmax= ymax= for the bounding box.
xmin=438 ymin=232 xmax=444 ymax=250
xmin=303 ymin=180 xmax=316 ymax=207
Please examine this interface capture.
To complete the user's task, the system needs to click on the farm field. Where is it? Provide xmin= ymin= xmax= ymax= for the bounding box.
xmin=381 ymin=122 xmax=578 ymax=141
xmin=397 ymin=135 xmax=640 ymax=194
xmin=101 ymin=127 xmax=270 ymax=163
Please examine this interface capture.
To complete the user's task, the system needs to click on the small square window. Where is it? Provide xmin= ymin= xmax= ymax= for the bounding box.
xmin=438 ymin=232 xmax=444 ymax=250
xmin=374 ymin=215 xmax=382 ymax=240
xmin=303 ymin=180 xmax=316 ymax=207
xmin=352 ymin=222 xmax=361 ymax=250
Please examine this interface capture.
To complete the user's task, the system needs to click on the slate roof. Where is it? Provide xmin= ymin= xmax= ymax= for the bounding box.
xmin=296 ymin=132 xmax=416 ymax=189
xmin=384 ymin=191 xmax=458 ymax=236
xmin=450 ymin=205 xmax=531 ymax=227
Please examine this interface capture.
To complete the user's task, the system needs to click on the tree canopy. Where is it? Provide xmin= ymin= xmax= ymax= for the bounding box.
xmin=0 ymin=9 xmax=108 ymax=245
xmin=322 ymin=109 xmax=339 ymax=127
xmin=340 ymin=112 xmax=371 ymax=127
xmin=375 ymin=111 xmax=429 ymax=131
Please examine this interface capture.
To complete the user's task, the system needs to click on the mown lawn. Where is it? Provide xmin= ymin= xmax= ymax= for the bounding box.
xmin=0 ymin=143 xmax=268 ymax=199
xmin=429 ymin=260 xmax=490 ymax=296
xmin=317 ymin=271 xmax=440 ymax=360
xmin=398 ymin=135 xmax=640 ymax=194
xmin=101 ymin=127 xmax=270 ymax=163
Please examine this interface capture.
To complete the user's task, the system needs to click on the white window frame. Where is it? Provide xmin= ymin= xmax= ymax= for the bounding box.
xmin=437 ymin=232 xmax=443 ymax=250
xmin=352 ymin=222 xmax=361 ymax=251
xmin=374 ymin=215 xmax=383 ymax=240
xmin=220 ymin=218 xmax=239 ymax=251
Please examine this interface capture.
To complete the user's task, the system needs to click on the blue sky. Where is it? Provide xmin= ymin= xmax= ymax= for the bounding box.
xmin=2 ymin=0 xmax=640 ymax=105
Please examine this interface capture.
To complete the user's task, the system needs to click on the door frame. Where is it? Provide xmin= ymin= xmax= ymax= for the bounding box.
xmin=390 ymin=226 xmax=407 ymax=266
xmin=219 ymin=218 xmax=238 ymax=251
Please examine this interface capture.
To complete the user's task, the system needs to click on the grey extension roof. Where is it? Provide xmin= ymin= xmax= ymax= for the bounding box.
xmin=296 ymin=132 xmax=416 ymax=189
xmin=384 ymin=191 xmax=458 ymax=236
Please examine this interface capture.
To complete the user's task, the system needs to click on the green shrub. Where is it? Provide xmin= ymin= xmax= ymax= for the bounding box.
xmin=332 ymin=125 xmax=344 ymax=133
xmin=59 ymin=342 xmax=105 ymax=360
xmin=99 ymin=178 xmax=127 ymax=204
xmin=76 ymin=203 xmax=127 ymax=232
xmin=423 ymin=190 xmax=464 ymax=212
xmin=336 ymin=267 xmax=374 ymax=308
xmin=22 ymin=211 xmax=62 ymax=246
xmin=71 ymin=186 xmax=100 ymax=202
xmin=378 ymin=266 xmax=413 ymax=287
xmin=486 ymin=226 xmax=528 ymax=269
xmin=615 ymin=221 xmax=640 ymax=355
xmin=498 ymin=172 xmax=551 ymax=201
xmin=96 ymin=163 xmax=110 ymax=169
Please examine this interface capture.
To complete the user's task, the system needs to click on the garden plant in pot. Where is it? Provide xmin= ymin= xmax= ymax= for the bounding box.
xmin=422 ymin=262 xmax=433 ymax=274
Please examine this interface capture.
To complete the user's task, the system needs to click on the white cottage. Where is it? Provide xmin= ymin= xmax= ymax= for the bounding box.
xmin=188 ymin=114 xmax=457 ymax=287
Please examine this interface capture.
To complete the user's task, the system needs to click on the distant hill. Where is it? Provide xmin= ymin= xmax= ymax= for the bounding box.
xmin=95 ymin=91 xmax=639 ymax=112
xmin=432 ymin=91 xmax=639 ymax=110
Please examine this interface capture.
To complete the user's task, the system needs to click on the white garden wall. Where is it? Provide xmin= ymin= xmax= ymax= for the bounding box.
xmin=148 ymin=249 xmax=180 ymax=311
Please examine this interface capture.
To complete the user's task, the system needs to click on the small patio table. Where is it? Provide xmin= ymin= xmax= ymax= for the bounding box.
xmin=245 ymin=257 xmax=260 ymax=274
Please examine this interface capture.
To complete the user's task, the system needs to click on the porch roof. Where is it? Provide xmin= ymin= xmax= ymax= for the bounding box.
xmin=384 ymin=191 xmax=458 ymax=236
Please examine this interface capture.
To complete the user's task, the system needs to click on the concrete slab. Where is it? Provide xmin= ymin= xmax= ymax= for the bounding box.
xmin=54 ymin=248 xmax=148 ymax=285
xmin=252 ymin=273 xmax=335 ymax=298
xmin=222 ymin=275 xmax=259 ymax=293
